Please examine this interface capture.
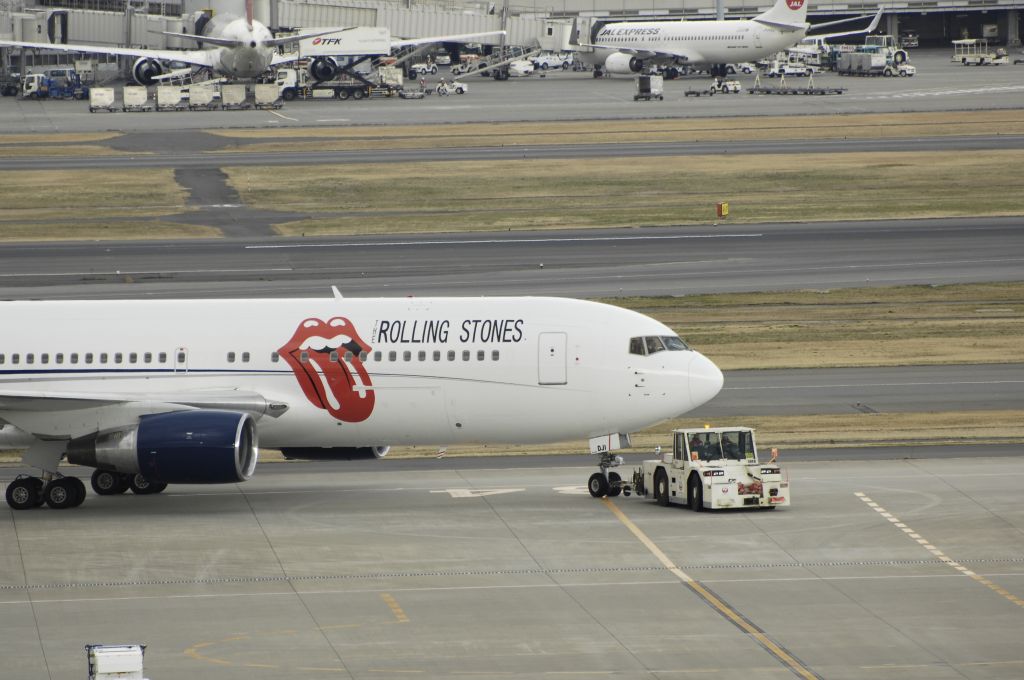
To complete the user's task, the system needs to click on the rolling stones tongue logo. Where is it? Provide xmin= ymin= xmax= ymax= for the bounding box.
xmin=279 ymin=317 xmax=375 ymax=422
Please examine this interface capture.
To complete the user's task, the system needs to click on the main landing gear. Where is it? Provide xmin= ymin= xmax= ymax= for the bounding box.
xmin=587 ymin=451 xmax=630 ymax=499
xmin=4 ymin=470 xmax=167 ymax=510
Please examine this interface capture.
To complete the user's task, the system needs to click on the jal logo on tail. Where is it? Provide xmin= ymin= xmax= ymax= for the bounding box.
xmin=786 ymin=0 xmax=805 ymax=8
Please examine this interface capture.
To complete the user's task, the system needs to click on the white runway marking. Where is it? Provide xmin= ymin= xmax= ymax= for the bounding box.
xmin=246 ymin=233 xmax=763 ymax=249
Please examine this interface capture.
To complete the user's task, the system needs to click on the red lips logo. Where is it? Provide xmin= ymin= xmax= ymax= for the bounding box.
xmin=279 ymin=317 xmax=375 ymax=422
xmin=786 ymin=0 xmax=804 ymax=9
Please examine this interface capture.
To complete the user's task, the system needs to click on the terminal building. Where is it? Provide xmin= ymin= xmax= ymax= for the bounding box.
xmin=1 ymin=0 xmax=1021 ymax=75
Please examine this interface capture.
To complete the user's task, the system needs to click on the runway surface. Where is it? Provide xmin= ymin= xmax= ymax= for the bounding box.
xmin=2 ymin=457 xmax=1023 ymax=680
xmin=2 ymin=218 xmax=1021 ymax=300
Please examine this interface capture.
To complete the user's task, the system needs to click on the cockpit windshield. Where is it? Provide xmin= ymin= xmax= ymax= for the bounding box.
xmin=629 ymin=335 xmax=690 ymax=356
xmin=686 ymin=430 xmax=756 ymax=462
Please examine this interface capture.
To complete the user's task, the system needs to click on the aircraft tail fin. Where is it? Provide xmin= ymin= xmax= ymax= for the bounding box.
xmin=245 ymin=0 xmax=254 ymax=30
xmin=753 ymin=0 xmax=809 ymax=31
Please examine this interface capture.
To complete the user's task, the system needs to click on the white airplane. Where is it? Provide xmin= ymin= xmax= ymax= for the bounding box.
xmin=0 ymin=0 xmax=504 ymax=85
xmin=0 ymin=293 xmax=724 ymax=510
xmin=572 ymin=0 xmax=882 ymax=78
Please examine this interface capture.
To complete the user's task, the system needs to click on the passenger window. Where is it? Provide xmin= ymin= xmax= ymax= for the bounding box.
xmin=359 ymin=351 xmax=368 ymax=361
xmin=227 ymin=352 xmax=236 ymax=363
xmin=85 ymin=353 xmax=94 ymax=364
xmin=403 ymin=351 xmax=411 ymax=362
xmin=388 ymin=351 xmax=397 ymax=361
xmin=492 ymin=350 xmax=500 ymax=361
xmin=629 ymin=337 xmax=645 ymax=356
xmin=101 ymin=353 xmax=109 ymax=363
xmin=144 ymin=353 xmax=152 ymax=364
xmin=373 ymin=351 xmax=381 ymax=362
xmin=329 ymin=351 xmax=338 ymax=362
xmin=271 ymin=352 xmax=280 ymax=362
xmin=11 ymin=354 xmax=19 ymax=364
xmin=344 ymin=351 xmax=353 ymax=362
xmin=0 ymin=354 xmax=4 ymax=364
xmin=71 ymin=353 xmax=79 ymax=364
xmin=418 ymin=351 xmax=426 ymax=361
xmin=128 ymin=353 xmax=137 ymax=364
xmin=41 ymin=353 xmax=49 ymax=364
xmin=158 ymin=352 xmax=166 ymax=363
xmin=462 ymin=350 xmax=470 ymax=361
xmin=242 ymin=352 xmax=250 ymax=363
xmin=299 ymin=351 xmax=309 ymax=363
xmin=26 ymin=354 xmax=34 ymax=364
xmin=447 ymin=350 xmax=456 ymax=361
xmin=115 ymin=353 xmax=123 ymax=363
xmin=176 ymin=352 xmax=184 ymax=363
xmin=477 ymin=350 xmax=485 ymax=361
xmin=433 ymin=351 xmax=441 ymax=361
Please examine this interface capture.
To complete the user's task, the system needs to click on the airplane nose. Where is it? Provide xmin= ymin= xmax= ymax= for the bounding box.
xmin=689 ymin=352 xmax=724 ymax=407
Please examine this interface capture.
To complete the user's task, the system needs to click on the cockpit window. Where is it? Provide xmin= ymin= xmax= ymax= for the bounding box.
xmin=662 ymin=336 xmax=689 ymax=351
xmin=630 ymin=335 xmax=690 ymax=355
xmin=645 ymin=336 xmax=666 ymax=354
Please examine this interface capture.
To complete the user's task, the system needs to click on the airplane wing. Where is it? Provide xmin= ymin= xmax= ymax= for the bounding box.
xmin=0 ymin=389 xmax=287 ymax=439
xmin=575 ymin=40 xmax=699 ymax=62
xmin=808 ymin=8 xmax=883 ymax=39
xmin=0 ymin=39 xmax=219 ymax=69
xmin=389 ymin=30 xmax=505 ymax=49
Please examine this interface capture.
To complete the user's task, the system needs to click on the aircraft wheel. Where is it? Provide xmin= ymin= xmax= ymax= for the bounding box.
xmin=5 ymin=477 xmax=41 ymax=510
xmin=129 ymin=474 xmax=167 ymax=495
xmin=688 ymin=474 xmax=704 ymax=512
xmin=587 ymin=472 xmax=609 ymax=498
xmin=91 ymin=469 xmax=127 ymax=495
xmin=68 ymin=477 xmax=87 ymax=507
xmin=607 ymin=471 xmax=622 ymax=498
xmin=654 ymin=470 xmax=669 ymax=507
xmin=43 ymin=478 xmax=79 ymax=509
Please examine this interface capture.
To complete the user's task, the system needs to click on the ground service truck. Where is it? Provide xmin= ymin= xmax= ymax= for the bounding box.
xmin=588 ymin=427 xmax=790 ymax=510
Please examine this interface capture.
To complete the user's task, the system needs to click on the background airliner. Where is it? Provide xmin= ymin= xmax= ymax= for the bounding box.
xmin=0 ymin=0 xmax=503 ymax=85
xmin=0 ymin=295 xmax=723 ymax=511
xmin=573 ymin=0 xmax=881 ymax=78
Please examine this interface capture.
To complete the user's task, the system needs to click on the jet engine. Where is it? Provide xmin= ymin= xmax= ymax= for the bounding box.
xmin=309 ymin=57 xmax=339 ymax=82
xmin=66 ymin=410 xmax=258 ymax=484
xmin=132 ymin=57 xmax=164 ymax=86
xmin=604 ymin=52 xmax=643 ymax=75
xmin=280 ymin=446 xmax=390 ymax=460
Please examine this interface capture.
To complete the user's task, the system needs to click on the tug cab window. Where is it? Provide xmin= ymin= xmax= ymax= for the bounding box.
xmin=629 ymin=335 xmax=690 ymax=356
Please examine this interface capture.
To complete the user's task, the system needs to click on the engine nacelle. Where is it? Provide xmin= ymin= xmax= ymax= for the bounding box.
xmin=280 ymin=446 xmax=390 ymax=461
xmin=309 ymin=57 xmax=338 ymax=82
xmin=132 ymin=57 xmax=164 ymax=86
xmin=66 ymin=410 xmax=258 ymax=484
xmin=604 ymin=52 xmax=644 ymax=75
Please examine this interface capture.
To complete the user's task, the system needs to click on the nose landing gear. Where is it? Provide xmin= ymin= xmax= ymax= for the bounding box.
xmin=587 ymin=452 xmax=630 ymax=498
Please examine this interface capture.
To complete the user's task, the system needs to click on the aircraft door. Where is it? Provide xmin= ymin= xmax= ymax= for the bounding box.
xmin=538 ymin=332 xmax=567 ymax=385
xmin=174 ymin=347 xmax=189 ymax=373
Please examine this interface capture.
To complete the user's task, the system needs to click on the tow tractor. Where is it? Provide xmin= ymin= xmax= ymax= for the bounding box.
xmin=587 ymin=427 xmax=790 ymax=510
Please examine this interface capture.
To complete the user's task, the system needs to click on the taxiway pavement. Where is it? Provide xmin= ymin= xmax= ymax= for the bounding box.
xmin=2 ymin=456 xmax=1023 ymax=680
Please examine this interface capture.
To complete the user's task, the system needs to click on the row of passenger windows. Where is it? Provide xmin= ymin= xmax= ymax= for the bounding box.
xmin=0 ymin=351 xmax=182 ymax=365
xmin=0 ymin=349 xmax=503 ymax=367
xmin=282 ymin=350 xmax=502 ymax=363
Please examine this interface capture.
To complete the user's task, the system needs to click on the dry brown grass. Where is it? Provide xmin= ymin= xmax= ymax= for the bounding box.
xmin=221 ymin=149 xmax=1024 ymax=236
xmin=613 ymin=283 xmax=1024 ymax=369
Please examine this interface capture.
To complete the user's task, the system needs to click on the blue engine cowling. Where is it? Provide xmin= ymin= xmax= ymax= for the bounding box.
xmin=67 ymin=410 xmax=258 ymax=484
